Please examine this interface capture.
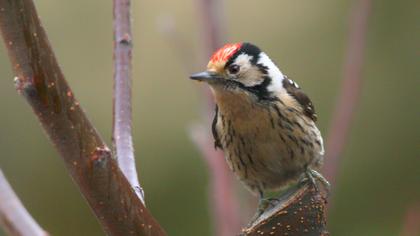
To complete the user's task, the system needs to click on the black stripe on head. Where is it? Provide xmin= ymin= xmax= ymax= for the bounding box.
xmin=224 ymin=43 xmax=276 ymax=101
xmin=225 ymin=43 xmax=262 ymax=67
xmin=242 ymin=76 xmax=272 ymax=100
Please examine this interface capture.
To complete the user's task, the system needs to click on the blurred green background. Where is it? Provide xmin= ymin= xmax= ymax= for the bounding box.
xmin=0 ymin=0 xmax=419 ymax=235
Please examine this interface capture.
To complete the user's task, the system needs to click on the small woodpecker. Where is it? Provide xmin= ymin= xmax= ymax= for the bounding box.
xmin=190 ymin=43 xmax=329 ymax=211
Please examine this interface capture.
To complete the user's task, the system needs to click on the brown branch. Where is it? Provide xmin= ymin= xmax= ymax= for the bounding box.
xmin=113 ymin=0 xmax=144 ymax=203
xmin=322 ymin=0 xmax=372 ymax=189
xmin=0 ymin=1 xmax=166 ymax=235
xmin=189 ymin=124 xmax=242 ymax=236
xmin=0 ymin=169 xmax=48 ymax=236
xmin=193 ymin=0 xmax=242 ymax=235
xmin=197 ymin=0 xmax=226 ymax=59
xmin=156 ymin=15 xmax=198 ymax=74
xmin=241 ymin=184 xmax=329 ymax=236
xmin=399 ymin=202 xmax=420 ymax=236
xmin=157 ymin=14 xmax=242 ymax=235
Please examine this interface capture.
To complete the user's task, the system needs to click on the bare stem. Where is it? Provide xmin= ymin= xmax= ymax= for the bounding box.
xmin=159 ymin=11 xmax=241 ymax=234
xmin=189 ymin=125 xmax=242 ymax=236
xmin=0 ymin=0 xmax=165 ymax=235
xmin=399 ymin=202 xmax=420 ymax=236
xmin=113 ymin=0 xmax=144 ymax=203
xmin=0 ymin=170 xmax=48 ymax=236
xmin=194 ymin=0 xmax=242 ymax=235
xmin=198 ymin=0 xmax=225 ymax=59
xmin=157 ymin=15 xmax=198 ymax=73
xmin=323 ymin=0 xmax=372 ymax=189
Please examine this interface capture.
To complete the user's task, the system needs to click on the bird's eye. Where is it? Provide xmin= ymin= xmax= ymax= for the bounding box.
xmin=228 ymin=64 xmax=240 ymax=74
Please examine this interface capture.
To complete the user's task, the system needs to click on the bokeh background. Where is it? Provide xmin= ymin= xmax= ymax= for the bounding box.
xmin=0 ymin=0 xmax=419 ymax=235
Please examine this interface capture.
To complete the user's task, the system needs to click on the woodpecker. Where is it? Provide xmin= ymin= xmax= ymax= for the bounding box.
xmin=190 ymin=43 xmax=329 ymax=209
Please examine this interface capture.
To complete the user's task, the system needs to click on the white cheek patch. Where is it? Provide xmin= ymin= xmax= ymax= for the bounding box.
xmin=234 ymin=53 xmax=253 ymax=71
xmin=257 ymin=52 xmax=286 ymax=93
xmin=233 ymin=54 xmax=263 ymax=87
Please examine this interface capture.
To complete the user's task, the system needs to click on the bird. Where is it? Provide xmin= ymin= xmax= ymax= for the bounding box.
xmin=190 ymin=42 xmax=329 ymax=212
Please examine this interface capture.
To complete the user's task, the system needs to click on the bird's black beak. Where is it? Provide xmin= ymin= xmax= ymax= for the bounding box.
xmin=190 ymin=71 xmax=222 ymax=82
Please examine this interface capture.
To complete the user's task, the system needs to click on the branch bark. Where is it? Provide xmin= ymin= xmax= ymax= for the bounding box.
xmin=399 ymin=202 xmax=420 ymax=236
xmin=193 ymin=0 xmax=242 ymax=236
xmin=0 ymin=1 xmax=166 ymax=235
xmin=159 ymin=11 xmax=241 ymax=234
xmin=0 ymin=169 xmax=48 ymax=236
xmin=241 ymin=184 xmax=329 ymax=236
xmin=189 ymin=124 xmax=242 ymax=236
xmin=113 ymin=0 xmax=144 ymax=203
xmin=322 ymin=0 xmax=372 ymax=189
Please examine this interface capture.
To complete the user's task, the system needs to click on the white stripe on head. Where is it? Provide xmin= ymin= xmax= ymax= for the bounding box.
xmin=257 ymin=52 xmax=286 ymax=93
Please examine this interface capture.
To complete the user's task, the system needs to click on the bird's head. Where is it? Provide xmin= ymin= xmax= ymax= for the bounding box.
xmin=190 ymin=42 xmax=286 ymax=100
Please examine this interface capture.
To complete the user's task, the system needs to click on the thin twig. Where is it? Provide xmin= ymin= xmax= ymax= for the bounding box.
xmin=158 ymin=12 xmax=241 ymax=235
xmin=0 ymin=1 xmax=166 ymax=235
xmin=189 ymin=125 xmax=242 ymax=236
xmin=399 ymin=202 xmax=420 ymax=236
xmin=156 ymin=15 xmax=198 ymax=73
xmin=0 ymin=169 xmax=48 ymax=236
xmin=193 ymin=0 xmax=242 ymax=235
xmin=322 ymin=0 xmax=372 ymax=189
xmin=113 ymin=0 xmax=144 ymax=203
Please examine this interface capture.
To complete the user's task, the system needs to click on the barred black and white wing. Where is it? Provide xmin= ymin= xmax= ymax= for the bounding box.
xmin=282 ymin=77 xmax=317 ymax=122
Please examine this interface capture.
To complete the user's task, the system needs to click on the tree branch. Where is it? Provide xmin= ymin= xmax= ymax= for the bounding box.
xmin=241 ymin=184 xmax=329 ymax=236
xmin=193 ymin=0 xmax=242 ymax=236
xmin=113 ymin=0 xmax=144 ymax=203
xmin=399 ymin=202 xmax=420 ymax=236
xmin=0 ymin=0 xmax=166 ymax=235
xmin=156 ymin=15 xmax=198 ymax=73
xmin=189 ymin=124 xmax=242 ymax=236
xmin=322 ymin=0 xmax=372 ymax=189
xmin=0 ymin=169 xmax=48 ymax=236
xmin=158 ymin=12 xmax=242 ymax=236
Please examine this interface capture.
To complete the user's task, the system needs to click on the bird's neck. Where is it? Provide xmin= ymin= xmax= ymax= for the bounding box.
xmin=213 ymin=87 xmax=300 ymax=123
xmin=213 ymin=89 xmax=255 ymax=118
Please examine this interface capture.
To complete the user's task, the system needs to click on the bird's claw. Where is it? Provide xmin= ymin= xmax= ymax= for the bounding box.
xmin=301 ymin=169 xmax=331 ymax=196
xmin=249 ymin=197 xmax=281 ymax=226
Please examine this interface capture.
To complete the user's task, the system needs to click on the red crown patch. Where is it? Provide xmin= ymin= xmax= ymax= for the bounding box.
xmin=209 ymin=43 xmax=242 ymax=64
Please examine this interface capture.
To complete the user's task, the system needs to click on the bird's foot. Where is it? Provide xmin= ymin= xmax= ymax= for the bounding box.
xmin=259 ymin=197 xmax=280 ymax=212
xmin=301 ymin=168 xmax=330 ymax=196
xmin=250 ymin=198 xmax=280 ymax=224
xmin=249 ymin=197 xmax=280 ymax=225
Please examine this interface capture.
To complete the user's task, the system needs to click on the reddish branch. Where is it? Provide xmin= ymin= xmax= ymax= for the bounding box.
xmin=241 ymin=184 xmax=329 ymax=236
xmin=189 ymin=125 xmax=242 ymax=236
xmin=157 ymin=16 xmax=198 ymax=73
xmin=159 ymin=11 xmax=241 ymax=234
xmin=113 ymin=0 xmax=144 ymax=203
xmin=0 ymin=170 xmax=48 ymax=236
xmin=0 ymin=0 xmax=165 ymax=235
xmin=194 ymin=0 xmax=242 ymax=236
xmin=322 ymin=0 xmax=372 ymax=189
xmin=399 ymin=202 xmax=420 ymax=236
